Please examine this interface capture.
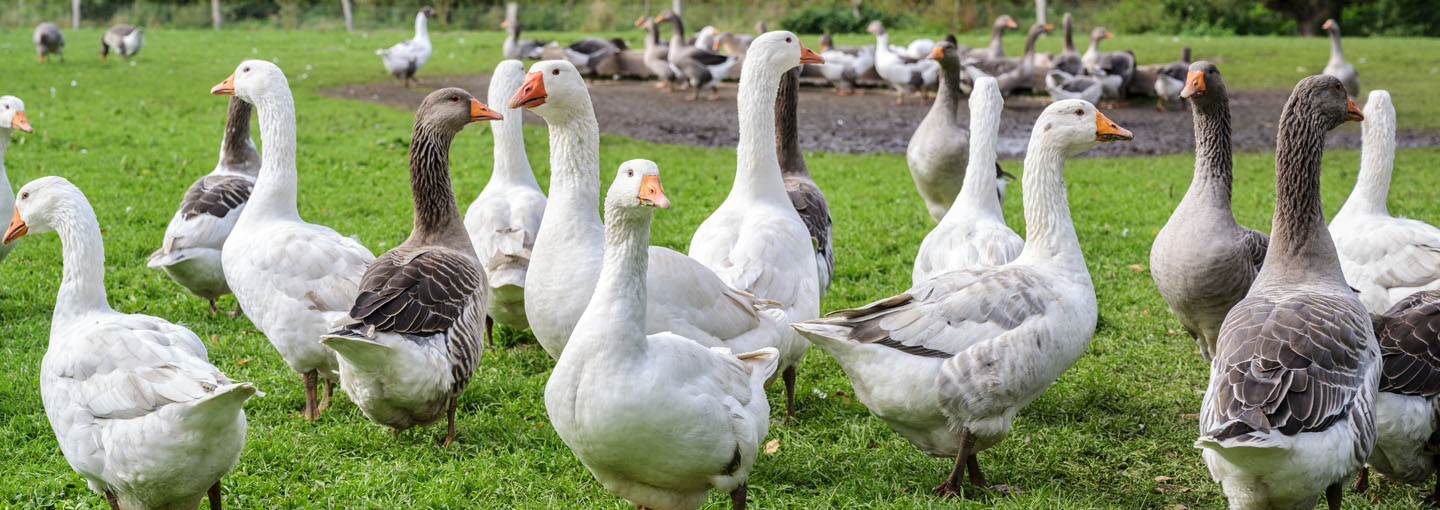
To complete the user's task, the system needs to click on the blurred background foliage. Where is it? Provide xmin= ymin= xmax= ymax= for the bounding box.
xmin=1 ymin=0 xmax=1436 ymax=36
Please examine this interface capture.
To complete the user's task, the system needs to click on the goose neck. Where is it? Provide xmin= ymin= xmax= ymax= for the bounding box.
xmin=1340 ymin=110 xmax=1396 ymax=217
xmin=414 ymin=12 xmax=429 ymax=41
xmin=668 ymin=15 xmax=686 ymax=46
xmin=873 ymin=32 xmax=889 ymax=54
xmin=1016 ymin=141 xmax=1083 ymax=267
xmin=734 ymin=60 xmax=791 ymax=203
xmin=542 ymin=104 xmax=602 ymax=220
xmin=407 ymin=123 xmax=466 ymax=243
xmin=53 ymin=200 xmax=112 ymax=320
xmin=775 ymin=68 xmax=809 ymax=178
xmin=1187 ymin=95 xmax=1235 ymax=204
xmin=0 ymin=128 xmax=10 ymax=175
xmin=489 ymin=111 xmax=538 ymax=188
xmin=954 ymin=93 xmax=1001 ymax=215
xmin=1265 ymin=107 xmax=1341 ymax=278
xmin=573 ymin=204 xmax=652 ymax=355
xmin=1023 ymin=29 xmax=1043 ymax=58
xmin=246 ymin=92 xmax=301 ymax=222
xmin=1329 ymin=29 xmax=1343 ymax=61
xmin=931 ymin=62 xmax=962 ymax=117
xmin=219 ymin=98 xmax=259 ymax=176
xmin=1063 ymin=19 xmax=1075 ymax=53
xmin=988 ymin=26 xmax=1006 ymax=56
xmin=644 ymin=22 xmax=662 ymax=48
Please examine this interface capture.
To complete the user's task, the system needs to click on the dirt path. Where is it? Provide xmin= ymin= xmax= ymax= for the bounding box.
xmin=320 ymin=74 xmax=1440 ymax=159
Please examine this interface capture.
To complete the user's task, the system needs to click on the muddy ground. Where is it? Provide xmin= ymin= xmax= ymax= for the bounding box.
xmin=320 ymin=74 xmax=1440 ymax=159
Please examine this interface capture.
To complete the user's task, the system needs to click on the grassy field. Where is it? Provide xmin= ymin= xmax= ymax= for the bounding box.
xmin=1 ymin=27 xmax=1438 ymax=509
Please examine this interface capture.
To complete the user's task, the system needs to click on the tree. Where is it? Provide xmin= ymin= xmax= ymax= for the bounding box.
xmin=341 ymin=0 xmax=354 ymax=32
xmin=71 ymin=0 xmax=79 ymax=29
xmin=213 ymin=0 xmax=222 ymax=30
xmin=1263 ymin=0 xmax=1335 ymax=35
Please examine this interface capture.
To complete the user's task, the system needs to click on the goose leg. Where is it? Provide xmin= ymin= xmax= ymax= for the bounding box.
xmin=230 ymin=303 xmax=244 ymax=319
xmin=782 ymin=365 xmax=797 ymax=422
xmin=318 ymin=378 xmax=335 ymax=412
xmin=965 ymin=454 xmax=986 ymax=487
xmin=933 ymin=428 xmax=975 ymax=498
xmin=105 ymin=491 xmax=120 ymax=510
xmin=1427 ymin=458 xmax=1440 ymax=507
xmin=208 ymin=480 xmax=223 ymax=510
xmin=710 ymin=87 xmax=720 ymax=101
xmin=729 ymin=483 xmax=747 ymax=510
xmin=1325 ymin=481 xmax=1342 ymax=510
xmin=209 ymin=299 xmax=219 ymax=315
xmin=1353 ymin=467 xmax=1368 ymax=493
xmin=1155 ymin=98 xmax=1166 ymax=112
xmin=442 ymin=404 xmax=457 ymax=446
xmin=688 ymin=86 xmax=700 ymax=101
xmin=484 ymin=316 xmax=494 ymax=349
xmin=302 ymin=370 xmax=320 ymax=420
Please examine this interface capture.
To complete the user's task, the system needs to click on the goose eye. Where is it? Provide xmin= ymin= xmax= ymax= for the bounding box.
xmin=785 ymin=37 xmax=792 ymax=43
xmin=20 ymin=192 xmax=29 ymax=200
xmin=1074 ymin=108 xmax=1084 ymax=117
xmin=451 ymin=95 xmax=459 ymax=101
xmin=243 ymin=66 xmax=250 ymax=72
xmin=626 ymin=169 xmax=634 ymax=177
xmin=552 ymin=68 xmax=560 ymax=75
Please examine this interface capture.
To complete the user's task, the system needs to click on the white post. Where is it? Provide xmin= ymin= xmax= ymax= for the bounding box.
xmin=212 ymin=0 xmax=222 ymax=30
xmin=341 ymin=0 xmax=354 ymax=32
xmin=672 ymin=0 xmax=681 ymax=16
xmin=71 ymin=0 xmax=80 ymax=29
xmin=1035 ymin=0 xmax=1047 ymax=26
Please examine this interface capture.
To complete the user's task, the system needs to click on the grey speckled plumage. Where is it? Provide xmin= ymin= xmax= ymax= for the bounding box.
xmin=324 ymin=88 xmax=491 ymax=442
xmin=502 ymin=3 xmax=546 ymax=60
xmin=1365 ymin=290 xmax=1440 ymax=491
xmin=100 ymin=24 xmax=143 ymax=59
xmin=33 ymin=22 xmax=63 ymax=62
xmin=1151 ymin=62 xmax=1268 ymax=361
xmin=636 ymin=16 xmax=677 ymax=88
xmin=1052 ymin=13 xmax=1083 ymax=76
xmin=1322 ymin=19 xmax=1360 ymax=98
xmin=776 ymin=68 xmax=833 ymax=300
xmin=906 ymin=41 xmax=968 ymax=222
xmin=1197 ymin=75 xmax=1376 ymax=510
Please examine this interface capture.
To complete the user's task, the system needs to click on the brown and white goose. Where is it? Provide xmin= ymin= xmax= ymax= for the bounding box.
xmin=100 ymin=24 xmax=143 ymax=59
xmin=1150 ymin=62 xmax=1268 ymax=361
xmin=1322 ymin=19 xmax=1360 ymax=98
xmin=776 ymin=67 xmax=834 ymax=300
xmin=33 ymin=22 xmax=63 ymax=62
xmin=322 ymin=88 xmax=501 ymax=445
xmin=1360 ymin=289 xmax=1440 ymax=502
xmin=1080 ymin=27 xmax=1135 ymax=100
xmin=501 ymin=2 xmax=546 ymax=60
xmin=635 ymin=16 xmax=677 ymax=91
xmin=965 ymin=15 xmax=1018 ymax=61
xmin=658 ymin=10 xmax=740 ymax=101
xmin=1196 ymin=75 xmax=1373 ymax=510
xmin=148 ymin=97 xmax=261 ymax=316
xmin=964 ymin=22 xmax=1052 ymax=96
xmin=1051 ymin=13 xmax=1084 ymax=76
xmin=1153 ymin=46 xmax=1191 ymax=111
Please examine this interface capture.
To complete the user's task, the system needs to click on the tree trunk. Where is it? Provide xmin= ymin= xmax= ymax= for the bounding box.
xmin=71 ymin=0 xmax=79 ymax=29
xmin=341 ymin=0 xmax=354 ymax=32
xmin=212 ymin=0 xmax=222 ymax=30
xmin=672 ymin=0 xmax=682 ymax=16
xmin=1035 ymin=0 xmax=1046 ymax=26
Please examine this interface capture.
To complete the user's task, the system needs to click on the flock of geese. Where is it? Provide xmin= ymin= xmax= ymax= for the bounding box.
xmin=5 ymin=9 xmax=1435 ymax=510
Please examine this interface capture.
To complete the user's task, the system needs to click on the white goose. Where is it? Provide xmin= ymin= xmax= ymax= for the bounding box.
xmin=1362 ymin=289 xmax=1440 ymax=501
xmin=464 ymin=60 xmax=546 ymax=346
xmin=148 ymin=96 xmax=260 ymax=315
xmin=794 ymin=100 xmax=1132 ymax=496
xmin=912 ymin=76 xmax=1022 ymax=285
xmin=1330 ymin=90 xmax=1440 ymax=315
xmin=323 ymin=88 xmax=500 ymax=445
xmin=545 ymin=160 xmax=779 ymax=510
xmin=5 ymin=176 xmax=255 ymax=510
xmin=376 ymin=7 xmax=434 ymax=88
xmin=867 ymin=20 xmax=939 ymax=105
xmin=212 ymin=60 xmax=376 ymax=420
xmin=689 ymin=32 xmax=824 ymax=420
xmin=0 ymin=95 xmax=32 ymax=264
xmin=509 ymin=61 xmax=788 ymax=369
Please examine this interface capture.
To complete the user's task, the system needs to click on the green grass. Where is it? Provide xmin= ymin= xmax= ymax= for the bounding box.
xmin=1 ymin=28 xmax=1438 ymax=509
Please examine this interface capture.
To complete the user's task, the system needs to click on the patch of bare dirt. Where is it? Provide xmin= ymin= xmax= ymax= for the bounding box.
xmin=319 ymin=74 xmax=1440 ymax=159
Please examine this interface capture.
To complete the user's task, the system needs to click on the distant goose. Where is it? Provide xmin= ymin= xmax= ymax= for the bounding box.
xmin=635 ymin=16 xmax=678 ymax=91
xmin=1051 ymin=13 xmax=1084 ymax=76
xmin=776 ymin=67 xmax=834 ymax=300
xmin=501 ymin=2 xmax=545 ymax=60
xmin=563 ymin=37 xmax=625 ymax=77
xmin=1081 ymin=27 xmax=1134 ymax=100
xmin=816 ymin=33 xmax=874 ymax=96
xmin=907 ymin=41 xmax=970 ymax=223
xmin=965 ymin=15 xmax=1017 ymax=61
xmin=658 ymin=10 xmax=740 ymax=101
xmin=376 ymin=7 xmax=435 ymax=88
xmin=1322 ymin=19 xmax=1360 ymax=98
xmin=1152 ymin=46 xmax=1191 ymax=111
xmin=867 ymin=20 xmax=939 ymax=105
xmin=100 ymin=24 xmax=143 ymax=60
xmin=33 ymin=22 xmax=64 ymax=62
xmin=1045 ymin=69 xmax=1101 ymax=105
xmin=0 ymin=95 xmax=31 ymax=264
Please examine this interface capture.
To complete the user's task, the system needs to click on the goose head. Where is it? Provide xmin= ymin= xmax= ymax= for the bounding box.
xmin=1284 ymin=75 xmax=1363 ymax=132
xmin=818 ymin=33 xmax=833 ymax=52
xmin=6 ymin=176 xmax=84 ymax=244
xmin=1180 ymin=61 xmax=1226 ymax=102
xmin=755 ymin=21 xmax=768 ymax=34
xmin=0 ymin=96 xmax=31 ymax=133
xmin=746 ymin=31 xmax=824 ymax=73
xmin=1032 ymin=99 xmax=1132 ymax=157
xmin=1364 ymin=89 xmax=1392 ymax=127
xmin=1029 ymin=22 xmax=1054 ymax=38
xmin=421 ymin=6 xmax=437 ymax=17
xmin=865 ymin=21 xmax=886 ymax=37
xmin=608 ymin=159 xmax=670 ymax=211
xmin=211 ymin=60 xmax=290 ymax=105
xmin=928 ymin=41 xmax=959 ymax=67
xmin=1322 ymin=19 xmax=1339 ymax=36
xmin=417 ymin=87 xmax=501 ymax=135
xmin=509 ymin=60 xmax=589 ymax=121
xmin=1089 ymin=27 xmax=1112 ymax=45
xmin=995 ymin=15 xmax=1018 ymax=31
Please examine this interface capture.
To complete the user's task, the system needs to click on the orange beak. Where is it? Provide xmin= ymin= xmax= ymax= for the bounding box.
xmin=509 ymin=71 xmax=547 ymax=109
xmin=638 ymin=175 xmax=670 ymax=209
xmin=799 ymin=43 xmax=824 ymax=65
xmin=211 ymin=73 xmax=236 ymax=95
xmin=928 ymin=45 xmax=944 ymax=60
xmin=655 ymin=12 xmax=667 ymax=22
xmin=1044 ymin=24 xmax=1054 ymax=31
xmin=1180 ymin=71 xmax=1205 ymax=98
xmin=1006 ymin=18 xmax=1017 ymax=29
xmin=1323 ymin=20 xmax=1334 ymax=30
xmin=1345 ymin=97 xmax=1364 ymax=122
xmin=1104 ymin=30 xmax=1114 ymax=38
xmin=1095 ymin=111 xmax=1133 ymax=142
xmin=3 ymin=207 xmax=27 ymax=245
xmin=713 ymin=40 xmax=722 ymax=51
xmin=470 ymin=98 xmax=503 ymax=122
xmin=633 ymin=17 xmax=645 ymax=27
xmin=11 ymin=111 xmax=31 ymax=133
xmin=501 ymin=20 xmax=510 ymax=28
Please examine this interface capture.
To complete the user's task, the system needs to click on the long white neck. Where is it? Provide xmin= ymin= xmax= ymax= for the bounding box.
xmin=245 ymin=91 xmax=301 ymax=223
xmin=951 ymin=85 xmax=1002 ymax=218
xmin=571 ymin=204 xmax=651 ymax=356
xmin=1084 ymin=37 xmax=1100 ymax=58
xmin=414 ymin=12 xmax=430 ymax=42
xmin=1339 ymin=100 xmax=1395 ymax=218
xmin=52 ymin=198 xmax=113 ymax=321
xmin=538 ymin=99 xmax=602 ymax=229
xmin=488 ymin=106 xmax=538 ymax=190
xmin=874 ymin=32 xmax=891 ymax=55
xmin=1016 ymin=137 xmax=1084 ymax=269
xmin=0 ymin=128 xmax=10 ymax=184
xmin=733 ymin=57 xmax=791 ymax=204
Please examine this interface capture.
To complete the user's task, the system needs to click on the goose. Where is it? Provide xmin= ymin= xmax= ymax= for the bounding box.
xmin=464 ymin=60 xmax=547 ymax=346
xmin=1196 ymin=75 xmax=1373 ymax=510
xmin=33 ymin=22 xmax=63 ymax=63
xmin=776 ymin=67 xmax=834 ymax=300
xmin=211 ymin=60 xmax=376 ymax=420
xmin=100 ymin=24 xmax=143 ymax=60
xmin=501 ymin=2 xmax=545 ymax=60
xmin=694 ymin=25 xmax=719 ymax=51
xmin=912 ymin=76 xmax=1022 ymax=285
xmin=965 ymin=15 xmax=1017 ymax=61
xmin=794 ymin=100 xmax=1132 ymax=497
xmin=1081 ymin=27 xmax=1135 ymax=100
xmin=867 ymin=20 xmax=939 ymax=105
xmin=322 ymin=88 xmax=500 ymax=445
xmin=5 ymin=176 xmax=256 ymax=510
xmin=635 ymin=16 xmax=678 ymax=91
xmin=1051 ymin=13 xmax=1084 ymax=76
xmin=545 ymin=159 xmax=780 ymax=510
xmin=148 ymin=96 xmax=261 ymax=316
xmin=658 ymin=10 xmax=740 ymax=101
xmin=508 ymin=60 xmax=789 ymax=371
xmin=1322 ymin=19 xmax=1360 ymax=98
xmin=714 ymin=31 xmax=756 ymax=55
xmin=376 ymin=7 xmax=435 ymax=88
xmin=965 ymin=23 xmax=1052 ymax=96
xmin=816 ymin=33 xmax=875 ymax=96
xmin=0 ymin=96 xmax=31 ymax=264
xmin=906 ymin=41 xmax=970 ymax=223
xmin=1045 ymin=69 xmax=1102 ymax=105
xmin=1150 ymin=62 xmax=1269 ymax=361
xmin=563 ymin=37 xmax=623 ymax=77
xmin=1330 ymin=90 xmax=1440 ymax=315
xmin=1358 ymin=289 xmax=1440 ymax=502
xmin=1153 ymin=46 xmax=1191 ymax=111
xmin=689 ymin=32 xmax=824 ymax=421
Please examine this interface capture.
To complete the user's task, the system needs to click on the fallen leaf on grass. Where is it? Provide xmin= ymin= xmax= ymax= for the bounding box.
xmin=763 ymin=439 xmax=780 ymax=455
xmin=1154 ymin=476 xmax=1173 ymax=482
xmin=1128 ymin=264 xmax=1146 ymax=272
xmin=1166 ymin=505 xmax=1188 ymax=510
xmin=1178 ymin=413 xmax=1199 ymax=419
xmin=235 ymin=358 xmax=250 ymax=366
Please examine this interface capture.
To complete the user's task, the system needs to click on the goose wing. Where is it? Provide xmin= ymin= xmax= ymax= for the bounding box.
xmin=1375 ymin=291 xmax=1440 ymax=397
xmin=336 ymin=248 xmax=486 ymax=336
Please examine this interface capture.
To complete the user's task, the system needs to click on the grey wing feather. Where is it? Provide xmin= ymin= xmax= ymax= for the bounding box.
xmin=179 ymin=175 xmax=253 ymax=220
xmin=1242 ymin=228 xmax=1269 ymax=271
xmin=785 ymin=178 xmax=833 ymax=287
xmin=1375 ymin=291 xmax=1440 ymax=397
xmin=336 ymin=249 xmax=486 ymax=336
